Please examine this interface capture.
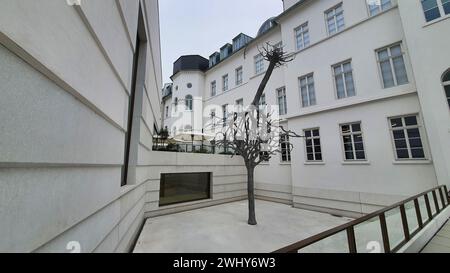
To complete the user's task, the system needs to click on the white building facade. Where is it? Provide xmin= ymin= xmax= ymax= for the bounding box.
xmin=164 ymin=0 xmax=450 ymax=217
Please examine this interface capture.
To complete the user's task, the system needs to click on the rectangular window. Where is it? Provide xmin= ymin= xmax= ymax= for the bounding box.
xmin=211 ymin=81 xmax=216 ymax=97
xmin=422 ymin=0 xmax=441 ymax=22
xmin=333 ymin=61 xmax=355 ymax=99
xmin=223 ymin=74 xmax=229 ymax=91
xmin=341 ymin=122 xmax=366 ymax=161
xmin=389 ymin=115 xmax=426 ymax=160
xmin=325 ymin=3 xmax=345 ymax=36
xmin=295 ymin=22 xmax=310 ymax=50
xmin=444 ymin=0 xmax=450 ymax=14
xmin=377 ymin=43 xmax=409 ymax=88
xmin=236 ymin=98 xmax=244 ymax=112
xmin=236 ymin=67 xmax=243 ymax=85
xmin=210 ymin=110 xmax=216 ymax=129
xmin=165 ymin=106 xmax=169 ymax=118
xmin=304 ymin=129 xmax=322 ymax=161
xmin=222 ymin=104 xmax=228 ymax=126
xmin=159 ymin=173 xmax=211 ymax=206
xmin=277 ymin=87 xmax=288 ymax=115
xmin=367 ymin=0 xmax=392 ymax=16
xmin=259 ymin=94 xmax=266 ymax=107
xmin=299 ymin=74 xmax=316 ymax=107
xmin=255 ymin=54 xmax=265 ymax=75
xmin=280 ymin=134 xmax=292 ymax=162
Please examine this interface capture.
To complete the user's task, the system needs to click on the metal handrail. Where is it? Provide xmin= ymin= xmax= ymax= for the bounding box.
xmin=274 ymin=185 xmax=449 ymax=253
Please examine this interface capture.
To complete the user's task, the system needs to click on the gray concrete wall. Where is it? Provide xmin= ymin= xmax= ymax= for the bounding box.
xmin=142 ymin=152 xmax=247 ymax=218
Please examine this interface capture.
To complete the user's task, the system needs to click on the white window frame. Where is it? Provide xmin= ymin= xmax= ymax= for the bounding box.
xmin=280 ymin=134 xmax=292 ymax=163
xmin=235 ymin=67 xmax=243 ymax=85
xmin=340 ymin=122 xmax=367 ymax=161
xmin=304 ymin=128 xmax=323 ymax=162
xmin=222 ymin=74 xmax=229 ymax=92
xmin=388 ymin=114 xmax=429 ymax=161
xmin=325 ymin=3 xmax=345 ymax=36
xmin=185 ymin=95 xmax=193 ymax=111
xmin=376 ymin=42 xmax=409 ymax=89
xmin=255 ymin=54 xmax=265 ymax=75
xmin=222 ymin=104 xmax=228 ymax=127
xmin=421 ymin=0 xmax=450 ymax=22
xmin=294 ymin=22 xmax=310 ymax=51
xmin=277 ymin=87 xmax=288 ymax=116
xmin=236 ymin=98 xmax=244 ymax=112
xmin=332 ymin=60 xmax=356 ymax=99
xmin=211 ymin=81 xmax=217 ymax=97
xmin=299 ymin=73 xmax=316 ymax=107
xmin=366 ymin=0 xmax=393 ymax=17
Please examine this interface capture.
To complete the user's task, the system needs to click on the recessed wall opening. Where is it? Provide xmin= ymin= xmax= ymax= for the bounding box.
xmin=159 ymin=173 xmax=212 ymax=206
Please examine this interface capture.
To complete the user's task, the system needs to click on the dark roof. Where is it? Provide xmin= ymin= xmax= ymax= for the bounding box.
xmin=171 ymin=55 xmax=209 ymax=79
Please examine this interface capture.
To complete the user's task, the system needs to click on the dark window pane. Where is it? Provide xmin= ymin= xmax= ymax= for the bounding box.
xmin=307 ymin=147 xmax=314 ymax=153
xmin=391 ymin=118 xmax=403 ymax=128
xmin=409 ymin=138 xmax=423 ymax=148
xmin=353 ymin=134 xmax=363 ymax=143
xmin=411 ymin=148 xmax=425 ymax=159
xmin=307 ymin=154 xmax=314 ymax=161
xmin=316 ymin=153 xmax=323 ymax=161
xmin=352 ymin=123 xmax=361 ymax=132
xmin=313 ymin=129 xmax=320 ymax=137
xmin=444 ymin=72 xmax=450 ymax=83
xmin=314 ymin=145 xmax=322 ymax=153
xmin=356 ymin=151 xmax=366 ymax=160
xmin=344 ymin=144 xmax=353 ymax=151
xmin=313 ymin=139 xmax=321 ymax=146
xmin=397 ymin=149 xmax=410 ymax=159
xmin=404 ymin=116 xmax=418 ymax=126
xmin=343 ymin=136 xmax=352 ymax=143
xmin=305 ymin=130 xmax=312 ymax=137
xmin=395 ymin=140 xmax=408 ymax=149
xmin=424 ymin=8 xmax=441 ymax=22
xmin=407 ymin=128 xmax=421 ymax=138
xmin=393 ymin=130 xmax=405 ymax=139
xmin=354 ymin=143 xmax=364 ymax=151
xmin=345 ymin=152 xmax=355 ymax=160
xmin=160 ymin=173 xmax=211 ymax=206
xmin=341 ymin=125 xmax=351 ymax=134
xmin=443 ymin=2 xmax=450 ymax=15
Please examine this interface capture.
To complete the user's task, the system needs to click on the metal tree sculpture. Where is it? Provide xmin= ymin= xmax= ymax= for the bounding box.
xmin=214 ymin=44 xmax=296 ymax=225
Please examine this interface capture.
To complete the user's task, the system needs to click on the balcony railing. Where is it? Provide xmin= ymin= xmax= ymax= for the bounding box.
xmin=274 ymin=185 xmax=450 ymax=253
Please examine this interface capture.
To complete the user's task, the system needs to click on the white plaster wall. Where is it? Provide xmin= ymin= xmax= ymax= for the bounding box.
xmin=0 ymin=0 xmax=164 ymax=253
xmin=288 ymin=94 xmax=438 ymax=216
xmin=397 ymin=0 xmax=450 ymax=188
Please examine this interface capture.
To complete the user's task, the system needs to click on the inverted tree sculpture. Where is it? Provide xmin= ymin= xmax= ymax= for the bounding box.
xmin=214 ymin=44 xmax=296 ymax=225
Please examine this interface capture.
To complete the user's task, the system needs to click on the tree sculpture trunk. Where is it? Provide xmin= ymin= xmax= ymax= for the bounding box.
xmin=247 ymin=165 xmax=257 ymax=225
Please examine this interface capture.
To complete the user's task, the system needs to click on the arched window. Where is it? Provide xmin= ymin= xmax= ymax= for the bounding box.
xmin=185 ymin=95 xmax=193 ymax=111
xmin=443 ymin=70 xmax=450 ymax=108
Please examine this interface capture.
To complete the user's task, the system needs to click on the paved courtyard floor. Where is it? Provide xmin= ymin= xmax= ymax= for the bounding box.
xmin=133 ymin=200 xmax=352 ymax=253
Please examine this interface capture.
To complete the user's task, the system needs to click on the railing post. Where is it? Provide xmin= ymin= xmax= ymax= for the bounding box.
xmin=346 ymin=227 xmax=357 ymax=253
xmin=424 ymin=194 xmax=433 ymax=220
xmin=445 ymin=185 xmax=449 ymax=205
xmin=414 ymin=199 xmax=423 ymax=229
xmin=439 ymin=187 xmax=446 ymax=209
xmin=399 ymin=204 xmax=410 ymax=241
xmin=432 ymin=190 xmax=440 ymax=214
xmin=379 ymin=213 xmax=391 ymax=253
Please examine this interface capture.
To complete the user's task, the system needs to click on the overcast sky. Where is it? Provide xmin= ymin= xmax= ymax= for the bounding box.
xmin=159 ymin=0 xmax=283 ymax=84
